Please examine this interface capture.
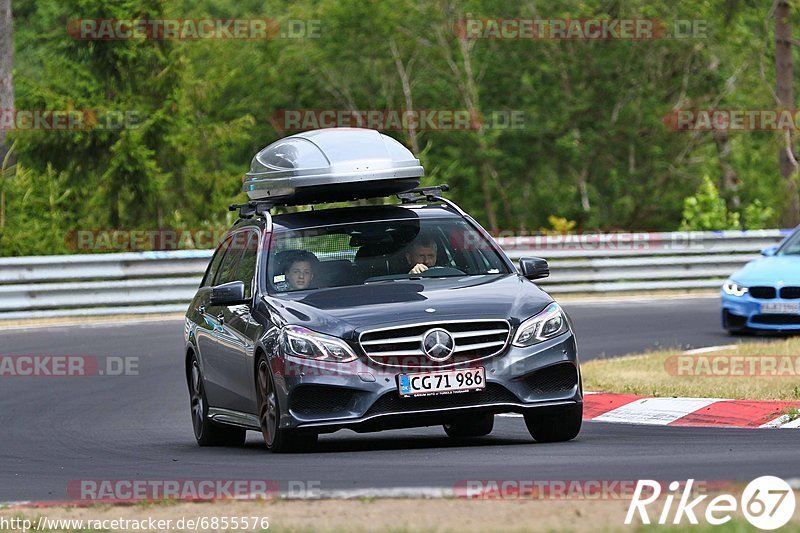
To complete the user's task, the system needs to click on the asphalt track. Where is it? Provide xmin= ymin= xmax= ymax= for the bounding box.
xmin=2 ymin=296 xmax=798 ymax=502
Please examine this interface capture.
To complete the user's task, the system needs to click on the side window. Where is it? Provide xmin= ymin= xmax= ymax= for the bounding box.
xmin=234 ymin=232 xmax=259 ymax=299
xmin=202 ymin=238 xmax=231 ymax=287
xmin=213 ymin=231 xmax=259 ymax=300
xmin=214 ymin=232 xmax=249 ymax=286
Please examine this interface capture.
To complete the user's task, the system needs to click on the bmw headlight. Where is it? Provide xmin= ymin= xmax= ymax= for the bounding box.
xmin=512 ymin=302 xmax=569 ymax=347
xmin=722 ymin=280 xmax=749 ymax=297
xmin=280 ymin=326 xmax=358 ymax=363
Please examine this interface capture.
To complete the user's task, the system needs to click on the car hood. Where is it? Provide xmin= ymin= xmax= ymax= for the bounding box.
xmin=729 ymin=256 xmax=800 ymax=286
xmin=262 ymin=274 xmax=553 ymax=339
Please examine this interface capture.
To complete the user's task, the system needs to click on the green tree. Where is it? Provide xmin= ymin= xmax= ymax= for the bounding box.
xmin=2 ymin=0 xmax=796 ymax=257
xmin=680 ymin=176 xmax=740 ymax=230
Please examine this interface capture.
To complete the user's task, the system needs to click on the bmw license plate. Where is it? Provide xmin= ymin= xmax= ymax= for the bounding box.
xmin=761 ymin=302 xmax=800 ymax=314
xmin=398 ymin=367 xmax=485 ymax=397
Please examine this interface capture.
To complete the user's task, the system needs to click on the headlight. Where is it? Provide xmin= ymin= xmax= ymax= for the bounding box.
xmin=512 ymin=302 xmax=569 ymax=347
xmin=280 ymin=326 xmax=358 ymax=363
xmin=722 ymin=280 xmax=749 ymax=297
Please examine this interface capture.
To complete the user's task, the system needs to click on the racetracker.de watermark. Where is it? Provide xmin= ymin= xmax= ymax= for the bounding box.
xmin=456 ymin=18 xmax=707 ymax=40
xmin=271 ymin=109 xmax=525 ymax=132
xmin=67 ymin=229 xmax=230 ymax=252
xmin=494 ymin=231 xmax=706 ymax=252
xmin=2 ymin=516 xmax=270 ymax=533
xmin=664 ymin=109 xmax=800 ymax=131
xmin=0 ymin=356 xmax=138 ymax=377
xmin=666 ymin=355 xmax=800 ymax=377
xmin=68 ymin=18 xmax=321 ymax=40
xmin=68 ymin=228 xmax=715 ymax=253
xmin=0 ymin=109 xmax=141 ymax=131
xmin=67 ymin=479 xmax=279 ymax=502
xmin=453 ymin=479 xmax=719 ymax=499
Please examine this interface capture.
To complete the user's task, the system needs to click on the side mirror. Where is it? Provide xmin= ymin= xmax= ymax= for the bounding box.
xmin=210 ymin=281 xmax=249 ymax=306
xmin=519 ymin=257 xmax=550 ymax=280
xmin=761 ymin=245 xmax=779 ymax=257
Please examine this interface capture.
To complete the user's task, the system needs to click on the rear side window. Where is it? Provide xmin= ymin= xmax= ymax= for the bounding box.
xmin=202 ymin=238 xmax=231 ymax=287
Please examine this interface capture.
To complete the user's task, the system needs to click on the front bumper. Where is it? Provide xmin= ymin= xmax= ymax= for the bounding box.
xmin=273 ymin=332 xmax=582 ymax=433
xmin=721 ymin=291 xmax=800 ymax=331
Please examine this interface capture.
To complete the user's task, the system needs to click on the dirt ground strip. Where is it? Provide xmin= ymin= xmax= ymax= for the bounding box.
xmin=2 ymin=488 xmax=800 ymax=532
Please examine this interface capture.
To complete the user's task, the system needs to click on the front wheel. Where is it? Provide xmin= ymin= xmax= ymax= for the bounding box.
xmin=256 ymin=354 xmax=318 ymax=453
xmin=189 ymin=355 xmax=246 ymax=447
xmin=443 ymin=414 xmax=494 ymax=437
xmin=524 ymin=404 xmax=582 ymax=443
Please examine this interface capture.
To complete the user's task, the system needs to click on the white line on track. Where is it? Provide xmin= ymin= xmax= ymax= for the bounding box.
xmin=593 ymin=397 xmax=721 ymax=425
xmin=9 ymin=476 xmax=800 ymax=505
xmin=277 ymin=487 xmax=456 ymax=500
xmin=682 ymin=345 xmax=736 ymax=355
xmin=0 ymin=501 xmax=32 ymax=508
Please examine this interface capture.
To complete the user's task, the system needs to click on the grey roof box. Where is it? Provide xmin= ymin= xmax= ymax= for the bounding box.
xmin=243 ymin=128 xmax=424 ymax=205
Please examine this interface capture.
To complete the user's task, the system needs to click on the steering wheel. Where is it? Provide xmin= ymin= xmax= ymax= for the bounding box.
xmin=420 ymin=266 xmax=466 ymax=276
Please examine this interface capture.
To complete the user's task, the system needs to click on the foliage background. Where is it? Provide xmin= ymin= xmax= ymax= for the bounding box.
xmin=0 ymin=0 xmax=797 ymax=255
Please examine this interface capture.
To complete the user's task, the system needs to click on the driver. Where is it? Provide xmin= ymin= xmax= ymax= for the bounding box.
xmin=405 ymin=236 xmax=438 ymax=275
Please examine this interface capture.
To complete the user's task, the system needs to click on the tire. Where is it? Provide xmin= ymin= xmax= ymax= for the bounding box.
xmin=524 ymin=404 xmax=582 ymax=443
xmin=256 ymin=354 xmax=318 ymax=453
xmin=189 ymin=355 xmax=247 ymax=447
xmin=443 ymin=414 xmax=494 ymax=438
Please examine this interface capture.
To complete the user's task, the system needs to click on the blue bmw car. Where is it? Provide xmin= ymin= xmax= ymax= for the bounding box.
xmin=721 ymin=226 xmax=800 ymax=334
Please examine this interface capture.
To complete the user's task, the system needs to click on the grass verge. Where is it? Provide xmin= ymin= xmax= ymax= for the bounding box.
xmin=582 ymin=337 xmax=800 ymax=400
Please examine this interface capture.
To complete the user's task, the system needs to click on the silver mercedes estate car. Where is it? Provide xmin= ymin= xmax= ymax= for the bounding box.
xmin=183 ymin=128 xmax=583 ymax=452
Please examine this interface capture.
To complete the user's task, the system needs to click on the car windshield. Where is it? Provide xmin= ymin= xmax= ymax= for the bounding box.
xmin=267 ymin=217 xmax=510 ymax=293
xmin=777 ymin=229 xmax=800 ymax=256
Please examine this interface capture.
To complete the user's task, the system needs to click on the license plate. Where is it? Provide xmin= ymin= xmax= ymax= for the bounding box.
xmin=398 ymin=367 xmax=485 ymax=397
xmin=761 ymin=302 xmax=800 ymax=314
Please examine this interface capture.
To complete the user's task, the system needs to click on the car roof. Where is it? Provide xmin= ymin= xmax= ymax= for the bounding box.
xmin=267 ymin=203 xmax=461 ymax=232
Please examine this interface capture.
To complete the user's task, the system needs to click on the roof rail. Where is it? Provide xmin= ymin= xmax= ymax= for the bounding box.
xmin=397 ymin=183 xmax=468 ymax=216
xmin=229 ymin=201 xmax=274 ymax=232
xmin=396 ymin=184 xmax=450 ymax=204
xmin=229 ymin=201 xmax=274 ymax=218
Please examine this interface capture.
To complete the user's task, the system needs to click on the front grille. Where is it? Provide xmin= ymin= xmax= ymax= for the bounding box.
xmin=521 ymin=363 xmax=578 ymax=395
xmin=364 ymin=383 xmax=519 ymax=417
xmin=780 ymin=287 xmax=800 ymax=299
xmin=290 ymin=385 xmax=356 ymax=416
xmin=752 ymin=314 xmax=800 ymax=325
xmin=359 ymin=320 xmax=511 ymax=369
xmin=749 ymin=286 xmax=777 ymax=299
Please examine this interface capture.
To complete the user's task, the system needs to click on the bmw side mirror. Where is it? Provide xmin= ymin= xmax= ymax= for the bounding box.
xmin=761 ymin=245 xmax=779 ymax=257
xmin=519 ymin=258 xmax=550 ymax=280
xmin=210 ymin=281 xmax=249 ymax=306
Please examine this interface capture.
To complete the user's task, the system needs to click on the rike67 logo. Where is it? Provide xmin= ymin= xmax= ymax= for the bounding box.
xmin=625 ymin=477 xmax=795 ymax=530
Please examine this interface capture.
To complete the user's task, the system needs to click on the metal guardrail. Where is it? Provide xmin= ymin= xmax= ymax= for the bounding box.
xmin=0 ymin=230 xmax=790 ymax=320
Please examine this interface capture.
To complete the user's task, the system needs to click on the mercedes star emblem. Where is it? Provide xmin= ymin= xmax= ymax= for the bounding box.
xmin=421 ymin=328 xmax=455 ymax=362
